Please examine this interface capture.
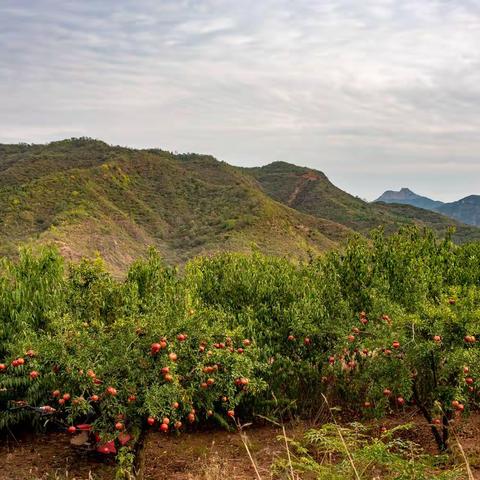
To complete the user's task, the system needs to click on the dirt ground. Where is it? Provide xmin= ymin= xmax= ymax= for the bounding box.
xmin=141 ymin=423 xmax=299 ymax=480
xmin=1 ymin=412 xmax=480 ymax=480
xmin=0 ymin=431 xmax=116 ymax=480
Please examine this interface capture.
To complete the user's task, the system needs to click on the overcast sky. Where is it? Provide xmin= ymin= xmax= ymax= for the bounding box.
xmin=1 ymin=0 xmax=479 ymax=201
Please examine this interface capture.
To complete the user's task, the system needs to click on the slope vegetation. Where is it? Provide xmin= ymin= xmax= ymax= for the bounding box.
xmin=0 ymin=139 xmax=351 ymax=273
xmin=246 ymin=161 xmax=480 ymax=242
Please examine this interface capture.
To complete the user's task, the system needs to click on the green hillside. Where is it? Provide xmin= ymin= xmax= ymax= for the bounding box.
xmin=1 ymin=139 xmax=479 ymax=273
xmin=0 ymin=139 xmax=351 ymax=273
xmin=245 ymin=161 xmax=480 ymax=243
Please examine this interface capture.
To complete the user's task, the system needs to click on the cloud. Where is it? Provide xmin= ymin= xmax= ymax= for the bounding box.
xmin=0 ymin=0 xmax=479 ymax=201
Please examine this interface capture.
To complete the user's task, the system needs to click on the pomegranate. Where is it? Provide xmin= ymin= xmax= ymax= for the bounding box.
xmin=106 ymin=386 xmax=117 ymax=396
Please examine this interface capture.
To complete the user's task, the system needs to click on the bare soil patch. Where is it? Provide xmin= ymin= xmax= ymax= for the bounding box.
xmin=0 ymin=431 xmax=115 ymax=480
xmin=142 ymin=424 xmax=301 ymax=480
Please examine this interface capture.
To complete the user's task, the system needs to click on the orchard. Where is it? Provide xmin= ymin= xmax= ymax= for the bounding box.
xmin=1 ymin=227 xmax=480 ymax=474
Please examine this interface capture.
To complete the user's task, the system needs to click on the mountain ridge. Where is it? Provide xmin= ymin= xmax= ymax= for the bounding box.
xmin=375 ymin=187 xmax=445 ymax=211
xmin=245 ymin=162 xmax=479 ymax=239
xmin=1 ymin=138 xmax=479 ymax=273
xmin=375 ymin=187 xmax=480 ymax=227
xmin=437 ymin=195 xmax=480 ymax=227
xmin=0 ymin=139 xmax=352 ymax=274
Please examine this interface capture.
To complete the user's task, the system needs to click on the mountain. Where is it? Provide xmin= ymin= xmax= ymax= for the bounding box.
xmin=0 ymin=139 xmax=351 ymax=274
xmin=0 ymin=139 xmax=478 ymax=273
xmin=245 ymin=162 xmax=480 ymax=241
xmin=375 ymin=188 xmax=480 ymax=227
xmin=375 ymin=188 xmax=444 ymax=211
xmin=437 ymin=196 xmax=480 ymax=227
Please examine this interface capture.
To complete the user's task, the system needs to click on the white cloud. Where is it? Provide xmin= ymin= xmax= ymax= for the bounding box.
xmin=1 ymin=0 xmax=479 ymax=201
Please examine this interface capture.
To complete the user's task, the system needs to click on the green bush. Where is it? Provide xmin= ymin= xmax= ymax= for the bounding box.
xmin=0 ymin=227 xmax=480 ymax=467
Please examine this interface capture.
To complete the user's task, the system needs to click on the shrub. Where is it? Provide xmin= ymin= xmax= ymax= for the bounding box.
xmin=1 ymin=226 xmax=480 ymax=468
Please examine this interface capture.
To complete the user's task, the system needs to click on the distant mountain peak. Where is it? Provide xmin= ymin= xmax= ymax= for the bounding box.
xmin=376 ymin=188 xmax=421 ymax=201
xmin=375 ymin=188 xmax=444 ymax=211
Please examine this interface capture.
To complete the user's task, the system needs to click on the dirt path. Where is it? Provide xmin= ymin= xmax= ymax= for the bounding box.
xmin=286 ymin=171 xmax=321 ymax=206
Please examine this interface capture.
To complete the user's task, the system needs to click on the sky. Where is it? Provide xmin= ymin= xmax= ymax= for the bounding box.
xmin=1 ymin=0 xmax=479 ymax=201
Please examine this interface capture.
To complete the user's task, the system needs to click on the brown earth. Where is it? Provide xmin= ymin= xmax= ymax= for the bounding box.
xmin=1 ymin=412 xmax=480 ymax=479
xmin=141 ymin=424 xmax=301 ymax=480
xmin=0 ymin=431 xmax=115 ymax=480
